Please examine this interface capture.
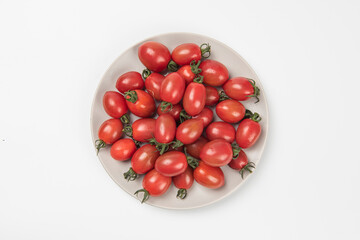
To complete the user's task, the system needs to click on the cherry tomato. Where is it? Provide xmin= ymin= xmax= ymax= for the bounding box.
xmin=222 ymin=77 xmax=260 ymax=102
xmin=176 ymin=119 xmax=204 ymax=145
xmin=131 ymin=118 xmax=156 ymax=142
xmin=229 ymin=150 xmax=255 ymax=179
xmin=194 ymin=161 xmax=224 ymax=189
xmin=192 ymin=107 xmax=213 ymax=128
xmin=155 ymin=151 xmax=188 ymax=177
xmin=144 ymin=72 xmax=164 ymax=101
xmin=205 ymin=86 xmax=219 ymax=106
xmin=199 ymin=60 xmax=229 ymax=86
xmin=138 ymin=41 xmax=171 ymax=72
xmin=216 ymin=99 xmax=245 ymax=123
xmin=124 ymin=90 xmax=155 ymax=118
xmin=171 ymin=43 xmax=211 ymax=66
xmin=160 ymin=72 xmax=185 ymax=105
xmin=97 ymin=119 xmax=123 ymax=145
xmin=102 ymin=91 xmax=128 ymax=119
xmin=173 ymin=167 xmax=194 ymax=199
xmin=110 ymin=138 xmax=137 ymax=161
xmin=135 ymin=169 xmax=172 ymax=203
xmin=116 ymin=71 xmax=144 ymax=93
xmin=155 ymin=114 xmax=176 ymax=144
xmin=200 ymin=139 xmax=233 ymax=167
xmin=236 ymin=119 xmax=261 ymax=149
xmin=177 ymin=65 xmax=195 ymax=85
xmin=157 ymin=103 xmax=182 ymax=122
xmin=185 ymin=136 xmax=208 ymax=159
xmin=206 ymin=121 xmax=235 ymax=143
xmin=183 ymin=82 xmax=206 ymax=116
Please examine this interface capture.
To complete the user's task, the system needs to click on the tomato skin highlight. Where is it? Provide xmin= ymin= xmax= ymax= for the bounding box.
xmin=131 ymin=144 xmax=159 ymax=174
xmin=125 ymin=90 xmax=156 ymax=118
xmin=236 ymin=119 xmax=261 ymax=148
xmin=157 ymin=103 xmax=182 ymax=122
xmin=205 ymin=86 xmax=220 ymax=106
xmin=177 ymin=65 xmax=195 ymax=85
xmin=199 ymin=60 xmax=229 ymax=86
xmin=142 ymin=169 xmax=172 ymax=196
xmin=160 ymin=72 xmax=185 ymax=104
xmin=183 ymin=82 xmax=206 ymax=116
xmin=192 ymin=107 xmax=213 ymax=128
xmin=132 ymin=118 xmax=156 ymax=142
xmin=194 ymin=161 xmax=225 ymax=189
xmin=155 ymin=151 xmax=188 ymax=177
xmin=185 ymin=136 xmax=208 ymax=159
xmin=155 ymin=114 xmax=176 ymax=144
xmin=206 ymin=121 xmax=236 ymax=143
xmin=223 ymin=77 xmax=254 ymax=101
xmin=216 ymin=99 xmax=245 ymax=123
xmin=228 ymin=150 xmax=248 ymax=170
xmin=173 ymin=167 xmax=194 ymax=189
xmin=138 ymin=41 xmax=171 ymax=72
xmin=144 ymin=72 xmax=164 ymax=101
xmin=200 ymin=139 xmax=233 ymax=167
xmin=116 ymin=71 xmax=144 ymax=93
xmin=176 ymin=119 xmax=204 ymax=144
xmin=171 ymin=43 xmax=202 ymax=66
xmin=110 ymin=138 xmax=137 ymax=161
xmin=103 ymin=91 xmax=128 ymax=118
xmin=98 ymin=119 xmax=123 ymax=144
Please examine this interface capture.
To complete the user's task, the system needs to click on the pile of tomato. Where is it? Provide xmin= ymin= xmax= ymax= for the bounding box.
xmin=95 ymin=41 xmax=262 ymax=203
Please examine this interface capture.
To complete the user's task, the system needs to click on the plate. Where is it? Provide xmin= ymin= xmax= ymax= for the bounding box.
xmin=90 ymin=32 xmax=269 ymax=209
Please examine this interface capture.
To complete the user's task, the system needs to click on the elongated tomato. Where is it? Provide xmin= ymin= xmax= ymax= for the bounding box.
xmin=110 ymin=138 xmax=137 ymax=161
xmin=222 ymin=77 xmax=260 ymax=102
xmin=173 ymin=167 xmax=194 ymax=199
xmin=125 ymin=90 xmax=156 ymax=118
xmin=131 ymin=145 xmax=159 ymax=174
xmin=131 ymin=118 xmax=156 ymax=142
xmin=144 ymin=72 xmax=164 ymax=101
xmin=200 ymin=139 xmax=233 ymax=167
xmin=160 ymin=72 xmax=185 ymax=104
xmin=216 ymin=99 xmax=245 ymax=123
xmin=177 ymin=65 xmax=195 ymax=85
xmin=155 ymin=114 xmax=176 ymax=144
xmin=103 ymin=91 xmax=128 ymax=118
xmin=116 ymin=71 xmax=144 ymax=93
xmin=183 ymin=82 xmax=206 ymax=116
xmin=206 ymin=121 xmax=235 ymax=143
xmin=138 ymin=42 xmax=171 ymax=72
xmin=155 ymin=151 xmax=188 ymax=177
xmin=199 ymin=60 xmax=229 ymax=86
xmin=194 ymin=161 xmax=224 ymax=189
xmin=236 ymin=119 xmax=261 ymax=148
xmin=176 ymin=119 xmax=204 ymax=144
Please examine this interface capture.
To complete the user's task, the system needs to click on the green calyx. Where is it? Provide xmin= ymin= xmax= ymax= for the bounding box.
xmin=123 ymin=167 xmax=138 ymax=181
xmin=124 ymin=90 xmax=138 ymax=103
xmin=176 ymin=189 xmax=188 ymax=199
xmin=232 ymin=143 xmax=242 ymax=159
xmin=160 ymin=101 xmax=173 ymax=112
xmin=120 ymin=113 xmax=130 ymax=124
xmin=167 ymin=60 xmax=179 ymax=72
xmin=246 ymin=78 xmax=260 ymax=103
xmin=184 ymin=147 xmax=199 ymax=169
xmin=190 ymin=60 xmax=202 ymax=75
xmin=142 ymin=69 xmax=151 ymax=79
xmin=149 ymin=138 xmax=170 ymax=155
xmin=122 ymin=125 xmax=133 ymax=137
xmin=239 ymin=162 xmax=256 ymax=179
xmin=95 ymin=139 xmax=106 ymax=155
xmin=179 ymin=109 xmax=191 ymax=123
xmin=244 ymin=109 xmax=262 ymax=122
xmin=218 ymin=90 xmax=230 ymax=102
xmin=200 ymin=43 xmax=211 ymax=58
xmin=171 ymin=139 xmax=184 ymax=149
xmin=134 ymin=189 xmax=150 ymax=203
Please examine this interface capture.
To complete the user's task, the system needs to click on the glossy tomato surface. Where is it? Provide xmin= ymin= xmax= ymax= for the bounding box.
xmin=144 ymin=72 xmax=164 ymax=101
xmin=177 ymin=65 xmax=195 ymax=85
xmin=173 ymin=167 xmax=194 ymax=189
xmin=228 ymin=150 xmax=248 ymax=170
xmin=183 ymin=82 xmax=206 ymax=116
xmin=216 ymin=99 xmax=245 ymax=123
xmin=98 ymin=118 xmax=123 ymax=144
xmin=222 ymin=77 xmax=255 ymax=101
xmin=160 ymin=72 xmax=185 ymax=104
xmin=157 ymin=103 xmax=182 ymax=122
xmin=131 ymin=144 xmax=159 ymax=174
xmin=200 ymin=139 xmax=233 ymax=167
xmin=185 ymin=136 xmax=208 ymax=159
xmin=194 ymin=161 xmax=224 ymax=189
xmin=205 ymin=86 xmax=219 ymax=106
xmin=206 ymin=121 xmax=235 ymax=143
xmin=236 ymin=119 xmax=261 ymax=148
xmin=155 ymin=151 xmax=188 ymax=177
xmin=110 ymin=138 xmax=136 ymax=161
xmin=142 ymin=169 xmax=172 ymax=196
xmin=176 ymin=119 xmax=204 ymax=144
xmin=103 ymin=91 xmax=128 ymax=118
xmin=132 ymin=118 xmax=156 ymax=142
xmin=138 ymin=41 xmax=171 ymax=72
xmin=192 ymin=107 xmax=213 ymax=128
xmin=171 ymin=43 xmax=201 ymax=66
xmin=116 ymin=71 xmax=144 ymax=93
xmin=125 ymin=90 xmax=155 ymax=118
xmin=155 ymin=114 xmax=176 ymax=144
xmin=199 ymin=60 xmax=229 ymax=86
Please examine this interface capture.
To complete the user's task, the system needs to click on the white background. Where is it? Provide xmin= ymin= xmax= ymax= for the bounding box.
xmin=1 ymin=0 xmax=359 ymax=239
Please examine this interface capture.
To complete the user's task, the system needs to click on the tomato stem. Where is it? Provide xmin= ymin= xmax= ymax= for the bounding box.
xmin=246 ymin=78 xmax=260 ymax=103
xmin=124 ymin=90 xmax=138 ymax=103
xmin=95 ymin=139 xmax=106 ymax=155
xmin=148 ymin=138 xmax=170 ymax=155
xmin=120 ymin=113 xmax=130 ymax=124
xmin=179 ymin=109 xmax=191 ymax=123
xmin=200 ymin=43 xmax=211 ymax=58
xmin=171 ymin=139 xmax=184 ymax=149
xmin=218 ymin=90 xmax=230 ymax=102
xmin=176 ymin=188 xmax=188 ymax=199
xmin=134 ymin=189 xmax=150 ymax=203
xmin=160 ymin=101 xmax=173 ymax=112
xmin=142 ymin=69 xmax=151 ymax=79
xmin=167 ymin=60 xmax=179 ymax=72
xmin=190 ymin=60 xmax=202 ymax=75
xmin=193 ymin=75 xmax=204 ymax=84
xmin=122 ymin=125 xmax=133 ymax=137
xmin=244 ymin=109 xmax=262 ymax=122
xmin=123 ymin=167 xmax=138 ymax=181
xmin=239 ymin=162 xmax=256 ymax=179
xmin=232 ymin=143 xmax=242 ymax=159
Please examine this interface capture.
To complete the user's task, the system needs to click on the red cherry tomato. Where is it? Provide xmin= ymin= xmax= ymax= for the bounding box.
xmin=192 ymin=107 xmax=213 ymax=128
xmin=160 ymin=72 xmax=185 ymax=105
xmin=124 ymin=90 xmax=155 ymax=118
xmin=173 ymin=167 xmax=194 ymax=199
xmin=110 ymin=138 xmax=137 ymax=161
xmin=116 ymin=71 xmax=144 ymax=93
xmin=131 ymin=145 xmax=159 ymax=174
xmin=199 ymin=60 xmax=229 ymax=86
xmin=200 ymin=139 xmax=233 ymax=167
xmin=177 ymin=65 xmax=195 ymax=85
xmin=216 ymin=99 xmax=245 ymax=123
xmin=205 ymin=86 xmax=219 ymax=106
xmin=97 ymin=119 xmax=123 ymax=145
xmin=155 ymin=151 xmax=188 ymax=177
xmin=102 ymin=91 xmax=128 ymax=118
xmin=206 ymin=121 xmax=235 ymax=143
xmin=155 ymin=114 xmax=176 ymax=144
xmin=176 ymin=119 xmax=204 ymax=145
xmin=194 ymin=161 xmax=224 ymax=189
xmin=185 ymin=136 xmax=208 ymax=159
xmin=144 ymin=72 xmax=164 ymax=101
xmin=171 ymin=43 xmax=211 ymax=66
xmin=236 ymin=118 xmax=261 ymax=149
xmin=131 ymin=118 xmax=156 ymax=142
xmin=157 ymin=103 xmax=182 ymax=122
xmin=222 ymin=77 xmax=260 ymax=102
xmin=138 ymin=41 xmax=171 ymax=72
xmin=183 ymin=82 xmax=206 ymax=116
xmin=229 ymin=150 xmax=255 ymax=179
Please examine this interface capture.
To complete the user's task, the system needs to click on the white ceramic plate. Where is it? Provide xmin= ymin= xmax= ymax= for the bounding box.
xmin=90 ymin=32 xmax=269 ymax=209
